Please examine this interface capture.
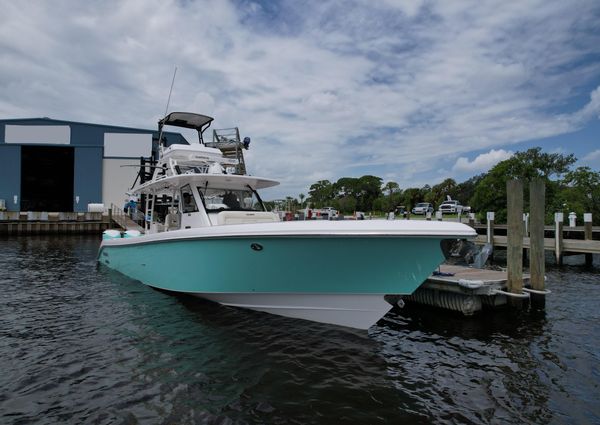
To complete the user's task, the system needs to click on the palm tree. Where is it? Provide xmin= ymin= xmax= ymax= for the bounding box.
xmin=299 ymin=193 xmax=305 ymax=208
xmin=383 ymin=181 xmax=400 ymax=212
xmin=383 ymin=181 xmax=399 ymax=197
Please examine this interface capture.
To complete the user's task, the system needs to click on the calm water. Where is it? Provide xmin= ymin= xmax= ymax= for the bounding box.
xmin=1 ymin=236 xmax=599 ymax=425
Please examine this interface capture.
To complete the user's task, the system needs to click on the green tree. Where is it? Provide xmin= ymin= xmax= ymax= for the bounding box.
xmin=336 ymin=195 xmax=357 ymax=213
xmin=558 ymin=166 xmax=600 ymax=224
xmin=425 ymin=178 xmax=456 ymax=208
xmin=308 ymin=180 xmax=334 ymax=208
xmin=334 ymin=177 xmax=360 ymax=203
xmin=471 ymin=147 xmax=577 ymax=222
xmin=356 ymin=175 xmax=383 ymax=211
xmin=454 ymin=174 xmax=485 ymax=207
xmin=383 ymin=181 xmax=399 ymax=197
xmin=401 ymin=187 xmax=423 ymax=210
xmin=382 ymin=181 xmax=400 ymax=211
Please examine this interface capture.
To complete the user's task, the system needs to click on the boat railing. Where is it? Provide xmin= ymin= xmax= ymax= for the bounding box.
xmin=109 ymin=203 xmax=145 ymax=232
xmin=207 ymin=127 xmax=247 ymax=175
xmin=211 ymin=127 xmax=241 ymax=145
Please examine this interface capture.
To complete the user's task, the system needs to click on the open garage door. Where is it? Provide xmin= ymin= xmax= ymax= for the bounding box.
xmin=21 ymin=146 xmax=74 ymax=211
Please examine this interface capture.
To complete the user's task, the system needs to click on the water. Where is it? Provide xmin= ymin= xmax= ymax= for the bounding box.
xmin=1 ymin=236 xmax=599 ymax=424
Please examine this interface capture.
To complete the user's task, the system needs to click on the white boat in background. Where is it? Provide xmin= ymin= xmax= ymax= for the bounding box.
xmin=98 ymin=112 xmax=476 ymax=329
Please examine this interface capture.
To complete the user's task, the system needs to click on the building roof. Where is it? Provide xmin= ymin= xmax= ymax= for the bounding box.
xmin=0 ymin=116 xmax=157 ymax=133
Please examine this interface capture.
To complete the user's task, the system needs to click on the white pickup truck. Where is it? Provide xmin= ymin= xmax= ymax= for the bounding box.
xmin=438 ymin=200 xmax=471 ymax=214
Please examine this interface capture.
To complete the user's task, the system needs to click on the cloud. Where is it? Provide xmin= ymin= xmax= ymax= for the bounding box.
xmin=581 ymin=149 xmax=600 ymax=169
xmin=0 ymin=0 xmax=599 ymax=198
xmin=569 ymin=86 xmax=600 ymax=125
xmin=453 ymin=149 xmax=514 ymax=173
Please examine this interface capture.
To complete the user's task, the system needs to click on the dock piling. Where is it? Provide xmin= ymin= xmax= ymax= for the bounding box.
xmin=486 ymin=212 xmax=495 ymax=245
xmin=584 ymin=213 xmax=593 ymax=266
xmin=507 ymin=180 xmax=524 ymax=307
xmin=486 ymin=212 xmax=495 ymax=262
xmin=554 ymin=213 xmax=564 ymax=265
xmin=468 ymin=213 xmax=475 ymax=228
xmin=529 ymin=179 xmax=546 ymax=308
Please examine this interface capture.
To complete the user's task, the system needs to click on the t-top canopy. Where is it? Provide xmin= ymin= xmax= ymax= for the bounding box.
xmin=158 ymin=112 xmax=215 ymax=145
xmin=159 ymin=112 xmax=214 ymax=131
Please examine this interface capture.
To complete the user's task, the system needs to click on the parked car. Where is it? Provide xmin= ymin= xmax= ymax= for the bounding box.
xmin=411 ymin=202 xmax=434 ymax=215
xmin=438 ymin=200 xmax=471 ymax=214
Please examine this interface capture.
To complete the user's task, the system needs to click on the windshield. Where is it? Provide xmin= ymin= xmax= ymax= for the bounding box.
xmin=416 ymin=203 xmax=429 ymax=207
xmin=198 ymin=187 xmax=265 ymax=212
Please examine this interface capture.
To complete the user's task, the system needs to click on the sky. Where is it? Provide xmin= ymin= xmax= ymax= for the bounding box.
xmin=1 ymin=0 xmax=599 ymax=200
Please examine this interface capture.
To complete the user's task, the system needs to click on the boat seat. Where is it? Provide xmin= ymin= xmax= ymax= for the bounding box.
xmin=165 ymin=212 xmax=181 ymax=230
xmin=216 ymin=211 xmax=280 ymax=225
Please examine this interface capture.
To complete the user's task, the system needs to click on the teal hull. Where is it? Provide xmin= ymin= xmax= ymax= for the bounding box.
xmin=98 ymin=236 xmax=445 ymax=295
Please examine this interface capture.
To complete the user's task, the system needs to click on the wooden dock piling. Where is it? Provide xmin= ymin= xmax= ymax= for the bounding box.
xmin=529 ymin=179 xmax=546 ymax=308
xmin=584 ymin=213 xmax=593 ymax=266
xmin=506 ymin=180 xmax=524 ymax=307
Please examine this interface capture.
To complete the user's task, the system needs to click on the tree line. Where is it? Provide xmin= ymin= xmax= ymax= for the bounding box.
xmin=276 ymin=148 xmax=600 ymax=224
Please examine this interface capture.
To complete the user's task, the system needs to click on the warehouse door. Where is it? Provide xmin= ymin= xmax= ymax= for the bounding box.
xmin=21 ymin=146 xmax=74 ymax=211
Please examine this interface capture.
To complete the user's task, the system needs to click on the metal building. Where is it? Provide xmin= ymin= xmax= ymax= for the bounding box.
xmin=0 ymin=117 xmax=187 ymax=212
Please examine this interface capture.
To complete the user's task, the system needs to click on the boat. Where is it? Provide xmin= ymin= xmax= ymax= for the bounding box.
xmin=98 ymin=112 xmax=476 ymax=329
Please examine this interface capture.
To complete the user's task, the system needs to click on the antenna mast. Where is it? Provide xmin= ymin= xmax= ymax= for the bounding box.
xmin=158 ymin=67 xmax=178 ymax=150
xmin=164 ymin=66 xmax=178 ymax=116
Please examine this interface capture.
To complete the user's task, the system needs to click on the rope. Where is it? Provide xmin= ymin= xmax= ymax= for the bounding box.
xmin=523 ymin=287 xmax=552 ymax=295
xmin=490 ymin=289 xmax=530 ymax=299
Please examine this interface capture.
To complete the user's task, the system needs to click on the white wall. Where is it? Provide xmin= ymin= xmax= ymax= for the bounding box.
xmin=102 ymin=133 xmax=153 ymax=209
xmin=104 ymin=133 xmax=152 ymax=157
xmin=102 ymin=159 xmax=140 ymax=209
xmin=5 ymin=125 xmax=70 ymax=144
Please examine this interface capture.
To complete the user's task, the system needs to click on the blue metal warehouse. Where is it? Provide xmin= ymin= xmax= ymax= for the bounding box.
xmin=0 ymin=117 xmax=187 ymax=212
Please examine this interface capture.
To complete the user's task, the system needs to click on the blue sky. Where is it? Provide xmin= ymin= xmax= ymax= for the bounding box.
xmin=0 ymin=0 xmax=599 ymax=199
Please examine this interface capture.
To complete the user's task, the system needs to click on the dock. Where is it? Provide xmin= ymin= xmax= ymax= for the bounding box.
xmin=0 ymin=212 xmax=110 ymax=235
xmin=472 ymin=209 xmax=599 ymax=265
xmin=474 ymin=235 xmax=600 ymax=254
xmin=405 ymin=180 xmax=559 ymax=315
xmin=404 ymin=264 xmax=534 ymax=315
xmin=0 ymin=208 xmax=143 ymax=235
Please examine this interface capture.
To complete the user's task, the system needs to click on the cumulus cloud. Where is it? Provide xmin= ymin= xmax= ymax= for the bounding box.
xmin=0 ymin=0 xmax=599 ymax=197
xmin=453 ymin=149 xmax=514 ymax=173
xmin=581 ymin=149 xmax=600 ymax=169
